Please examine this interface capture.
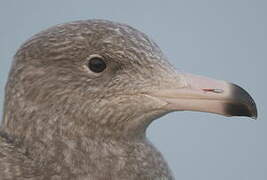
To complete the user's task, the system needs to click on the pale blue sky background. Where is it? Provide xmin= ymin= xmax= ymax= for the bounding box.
xmin=0 ymin=0 xmax=266 ymax=179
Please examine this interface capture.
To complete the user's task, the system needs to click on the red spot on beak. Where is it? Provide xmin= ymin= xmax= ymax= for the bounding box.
xmin=203 ymin=88 xmax=215 ymax=92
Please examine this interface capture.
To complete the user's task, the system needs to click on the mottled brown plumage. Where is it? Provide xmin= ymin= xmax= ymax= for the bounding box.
xmin=0 ymin=20 xmax=257 ymax=180
xmin=0 ymin=20 xmax=176 ymax=180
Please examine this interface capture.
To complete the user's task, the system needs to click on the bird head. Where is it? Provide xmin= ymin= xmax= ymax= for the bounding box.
xmin=2 ymin=20 xmax=257 ymax=140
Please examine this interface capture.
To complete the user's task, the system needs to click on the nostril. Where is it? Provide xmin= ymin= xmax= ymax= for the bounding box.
xmin=203 ymin=88 xmax=224 ymax=94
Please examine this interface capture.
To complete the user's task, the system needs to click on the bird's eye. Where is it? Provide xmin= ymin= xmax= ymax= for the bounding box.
xmin=88 ymin=57 xmax=107 ymax=73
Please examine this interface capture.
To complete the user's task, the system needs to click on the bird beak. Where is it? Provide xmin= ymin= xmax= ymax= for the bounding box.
xmin=148 ymin=73 xmax=257 ymax=119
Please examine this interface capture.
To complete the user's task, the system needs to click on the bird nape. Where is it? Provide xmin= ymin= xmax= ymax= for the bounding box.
xmin=0 ymin=20 xmax=257 ymax=180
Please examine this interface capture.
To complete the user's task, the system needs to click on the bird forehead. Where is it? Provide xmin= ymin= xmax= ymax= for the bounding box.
xmin=62 ymin=20 xmax=164 ymax=59
xmin=66 ymin=20 xmax=158 ymax=47
xmin=34 ymin=20 xmax=155 ymax=50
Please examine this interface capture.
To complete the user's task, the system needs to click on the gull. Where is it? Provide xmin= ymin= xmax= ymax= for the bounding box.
xmin=0 ymin=20 xmax=257 ymax=180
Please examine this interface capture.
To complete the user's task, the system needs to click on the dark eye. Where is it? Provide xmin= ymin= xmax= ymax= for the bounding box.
xmin=88 ymin=57 xmax=107 ymax=73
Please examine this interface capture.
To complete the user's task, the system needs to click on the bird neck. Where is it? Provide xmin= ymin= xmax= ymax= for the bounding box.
xmin=1 ymin=118 xmax=150 ymax=162
xmin=30 ymin=136 xmax=172 ymax=179
xmin=1 ymin=110 xmax=173 ymax=178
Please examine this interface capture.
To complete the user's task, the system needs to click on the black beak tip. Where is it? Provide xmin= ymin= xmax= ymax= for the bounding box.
xmin=226 ymin=103 xmax=258 ymax=120
xmin=226 ymin=83 xmax=258 ymax=120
